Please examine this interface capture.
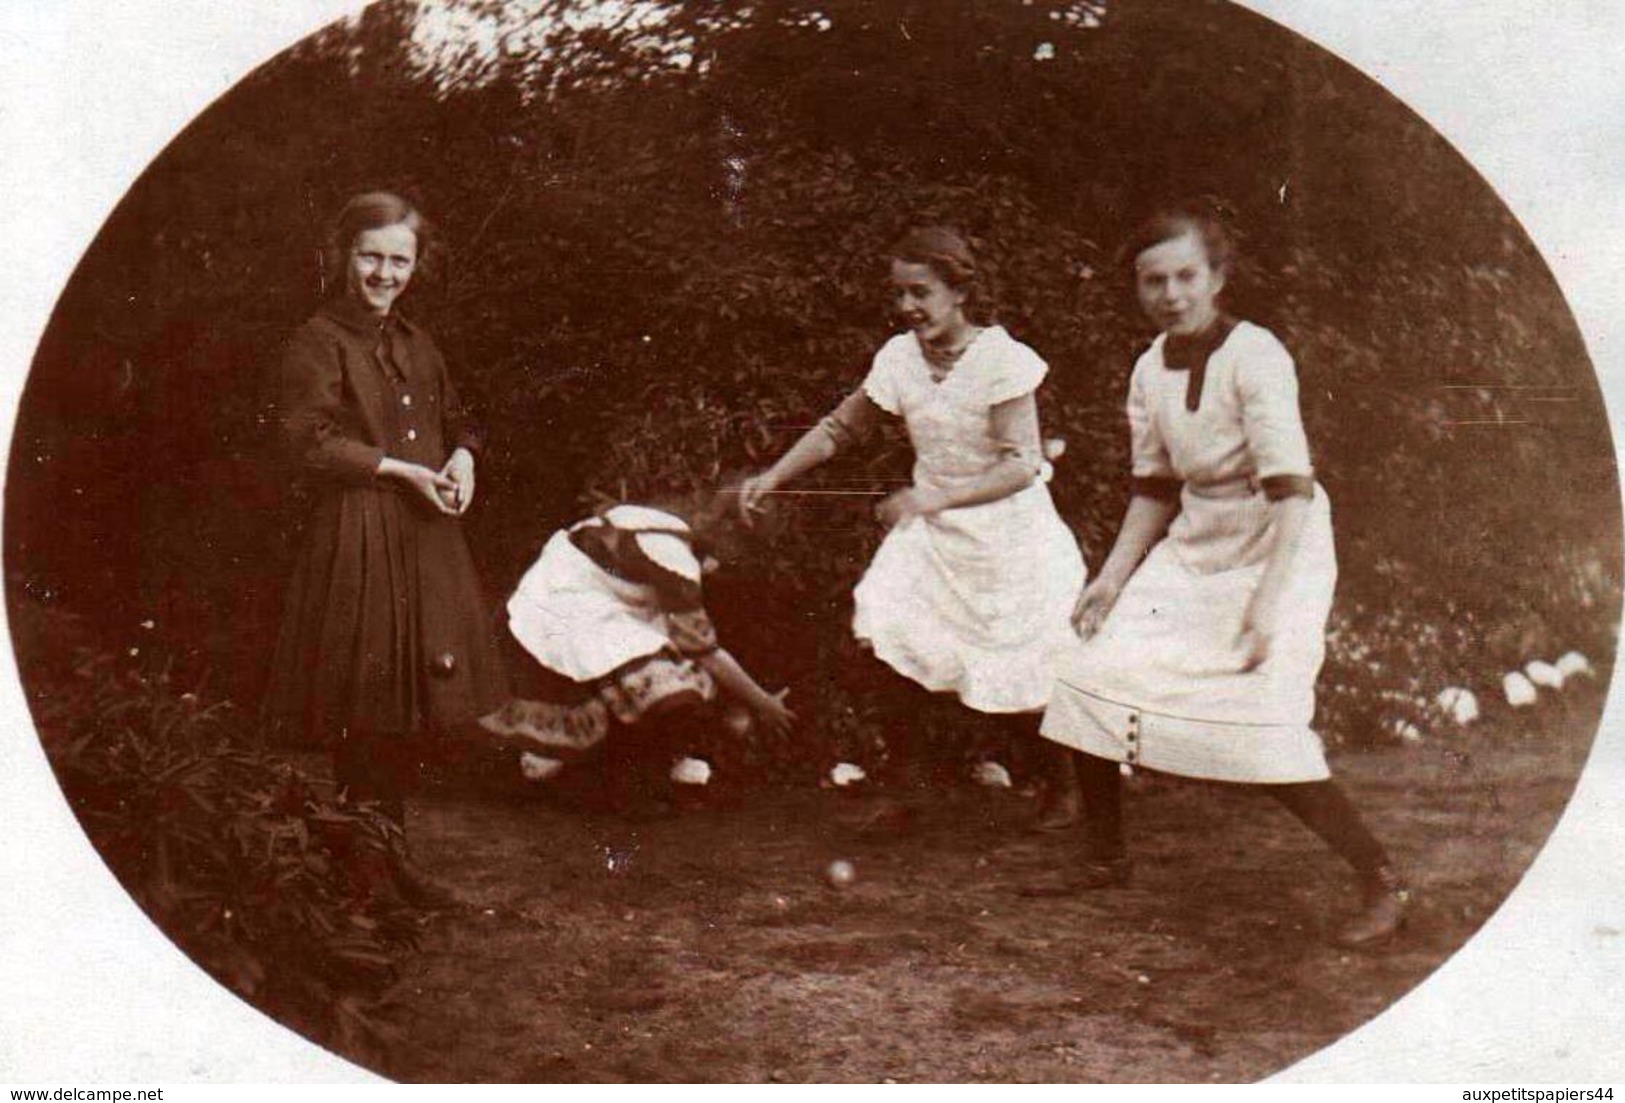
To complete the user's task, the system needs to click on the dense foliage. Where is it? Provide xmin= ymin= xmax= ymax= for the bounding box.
xmin=16 ymin=606 xmax=419 ymax=1059
xmin=8 ymin=0 xmax=1618 ymax=774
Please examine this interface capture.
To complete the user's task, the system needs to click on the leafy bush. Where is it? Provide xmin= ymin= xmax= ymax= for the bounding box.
xmin=24 ymin=616 xmax=420 ymax=1062
xmin=8 ymin=0 xmax=1619 ymax=777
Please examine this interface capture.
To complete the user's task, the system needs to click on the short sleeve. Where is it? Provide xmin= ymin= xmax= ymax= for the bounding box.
xmin=818 ymin=389 xmax=885 ymax=450
xmin=983 ymin=340 xmax=1048 ymax=406
xmin=860 ymin=337 xmax=909 ymax=416
xmin=1234 ymin=332 xmax=1313 ymax=480
xmin=1128 ymin=356 xmax=1175 ymax=481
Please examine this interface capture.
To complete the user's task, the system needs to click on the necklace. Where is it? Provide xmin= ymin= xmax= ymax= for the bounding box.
xmin=921 ymin=325 xmax=982 ymax=378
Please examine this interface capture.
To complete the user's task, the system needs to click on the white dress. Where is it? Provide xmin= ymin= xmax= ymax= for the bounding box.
xmin=506 ymin=505 xmax=704 ymax=681
xmin=486 ymin=505 xmax=717 ymax=754
xmin=852 ymin=326 xmax=1088 ymax=714
xmin=1043 ymin=322 xmax=1337 ymax=783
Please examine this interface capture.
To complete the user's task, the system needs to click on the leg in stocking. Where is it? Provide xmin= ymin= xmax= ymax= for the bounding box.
xmin=1073 ymin=751 xmax=1128 ymax=865
xmin=1018 ymin=753 xmax=1131 ymax=895
xmin=848 ymin=667 xmax=934 ymax=835
xmin=1023 ymin=717 xmax=1082 ymax=831
xmin=1268 ymin=779 xmax=1409 ymax=947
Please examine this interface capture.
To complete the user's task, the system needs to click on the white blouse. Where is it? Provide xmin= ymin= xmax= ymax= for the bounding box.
xmin=862 ymin=325 xmax=1051 ymax=490
xmin=1129 ymin=321 xmax=1314 ymax=489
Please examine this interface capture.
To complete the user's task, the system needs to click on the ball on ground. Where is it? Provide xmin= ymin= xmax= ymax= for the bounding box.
xmin=721 ymin=703 xmax=754 ymax=737
xmin=825 ymin=859 xmax=857 ymax=889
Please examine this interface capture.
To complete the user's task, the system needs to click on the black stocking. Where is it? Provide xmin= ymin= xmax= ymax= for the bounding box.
xmin=1073 ymin=751 xmax=1127 ymax=861
xmin=1267 ymin=779 xmax=1390 ymax=878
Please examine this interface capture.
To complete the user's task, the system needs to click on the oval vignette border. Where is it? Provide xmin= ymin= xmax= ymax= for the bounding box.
xmin=0 ymin=0 xmax=1622 ymax=1085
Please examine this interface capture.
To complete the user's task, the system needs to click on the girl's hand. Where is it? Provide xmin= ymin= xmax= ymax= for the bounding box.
xmin=439 ymin=448 xmax=476 ymax=514
xmin=738 ymin=472 xmax=774 ymax=525
xmin=754 ymin=688 xmax=797 ymax=737
xmin=1237 ymin=597 xmax=1280 ymax=671
xmin=875 ymin=486 xmax=944 ymax=528
xmin=1071 ymin=577 xmax=1124 ymax=640
xmin=380 ymin=457 xmax=459 ymax=515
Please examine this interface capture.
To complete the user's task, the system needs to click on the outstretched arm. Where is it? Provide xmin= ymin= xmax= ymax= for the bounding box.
xmin=740 ymin=389 xmax=883 ymax=519
xmin=697 ymin=648 xmax=796 ymax=736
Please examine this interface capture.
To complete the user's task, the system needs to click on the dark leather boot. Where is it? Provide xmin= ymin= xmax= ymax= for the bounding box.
xmin=1017 ymin=855 xmax=1133 ymax=897
xmin=1033 ymin=747 xmax=1082 ymax=832
xmin=852 ymin=796 xmax=920 ymax=837
xmin=1334 ymin=865 xmax=1411 ymax=949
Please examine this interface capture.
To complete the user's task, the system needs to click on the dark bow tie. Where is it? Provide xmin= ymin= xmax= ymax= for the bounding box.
xmin=373 ymin=319 xmax=407 ymax=383
xmin=1162 ymin=314 xmax=1237 ymax=412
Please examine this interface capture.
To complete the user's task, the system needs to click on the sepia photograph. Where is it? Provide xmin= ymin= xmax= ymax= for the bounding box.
xmin=3 ymin=0 xmax=1623 ymax=1086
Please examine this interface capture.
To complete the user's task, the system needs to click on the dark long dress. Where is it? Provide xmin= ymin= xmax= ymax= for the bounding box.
xmin=264 ymin=297 xmax=505 ymax=745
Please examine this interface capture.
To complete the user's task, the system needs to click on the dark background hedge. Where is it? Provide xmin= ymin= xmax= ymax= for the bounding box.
xmin=8 ymin=0 xmax=1618 ymax=769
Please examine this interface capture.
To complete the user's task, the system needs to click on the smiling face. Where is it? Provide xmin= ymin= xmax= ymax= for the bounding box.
xmin=890 ymin=259 xmax=969 ymax=346
xmin=1134 ymin=228 xmax=1227 ymax=338
xmin=346 ymin=222 xmax=419 ymax=316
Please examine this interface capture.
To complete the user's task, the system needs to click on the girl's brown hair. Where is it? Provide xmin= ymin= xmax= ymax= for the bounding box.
xmin=1118 ymin=200 xmax=1238 ymax=278
xmin=320 ymin=191 xmax=437 ymax=297
xmin=888 ymin=226 xmax=994 ymax=324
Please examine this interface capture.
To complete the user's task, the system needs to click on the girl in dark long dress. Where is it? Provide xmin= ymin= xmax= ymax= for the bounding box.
xmin=264 ymin=191 xmax=505 ymax=904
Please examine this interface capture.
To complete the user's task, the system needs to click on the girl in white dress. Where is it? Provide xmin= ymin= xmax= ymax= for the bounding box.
xmin=485 ymin=502 xmax=795 ymax=813
xmin=740 ymin=228 xmax=1087 ymax=826
xmin=1036 ymin=206 xmax=1409 ymax=948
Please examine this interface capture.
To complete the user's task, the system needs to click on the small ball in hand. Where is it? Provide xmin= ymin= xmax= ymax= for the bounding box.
xmin=432 ymin=651 xmax=457 ymax=677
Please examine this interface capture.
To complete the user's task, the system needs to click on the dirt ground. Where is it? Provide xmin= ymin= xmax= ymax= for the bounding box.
xmin=330 ymin=688 xmax=1598 ymax=1084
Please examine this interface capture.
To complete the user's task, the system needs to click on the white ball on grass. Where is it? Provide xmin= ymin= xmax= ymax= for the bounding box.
xmin=972 ymin=761 xmax=1013 ymax=788
xmin=825 ymin=859 xmax=857 ymax=888
xmin=1555 ymin=651 xmax=1594 ymax=680
xmin=519 ymin=752 xmax=565 ymax=782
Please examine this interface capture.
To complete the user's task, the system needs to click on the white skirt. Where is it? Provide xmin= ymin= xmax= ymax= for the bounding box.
xmin=506 ymin=530 xmax=670 ymax=682
xmin=853 ymin=482 xmax=1086 ymax=714
xmin=1043 ymin=490 xmax=1337 ymax=783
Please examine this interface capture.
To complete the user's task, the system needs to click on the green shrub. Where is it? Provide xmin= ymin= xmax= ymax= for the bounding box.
xmin=10 ymin=0 xmax=1619 ymax=775
xmin=27 ymin=626 xmax=420 ymax=1062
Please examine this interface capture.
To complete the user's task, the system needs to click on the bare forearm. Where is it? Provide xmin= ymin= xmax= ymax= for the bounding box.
xmin=698 ymin=649 xmax=778 ymax=712
xmin=759 ymin=428 xmax=838 ymax=493
xmin=1253 ymin=496 xmax=1310 ymax=606
xmin=924 ymin=458 xmax=1035 ymax=512
xmin=913 ymin=391 xmax=1041 ymax=512
xmin=1098 ymin=495 xmax=1179 ymax=585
